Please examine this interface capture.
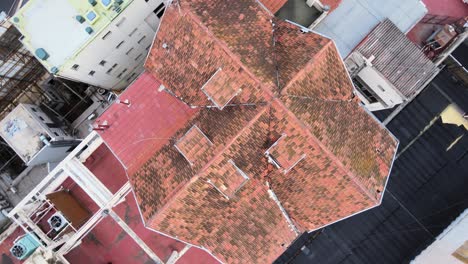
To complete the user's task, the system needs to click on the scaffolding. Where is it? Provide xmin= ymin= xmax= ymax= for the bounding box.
xmin=0 ymin=19 xmax=47 ymax=120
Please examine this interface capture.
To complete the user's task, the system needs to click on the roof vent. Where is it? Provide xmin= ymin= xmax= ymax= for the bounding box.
xmin=85 ymin=27 xmax=94 ymax=34
xmin=76 ymin=15 xmax=85 ymax=23
xmin=35 ymin=48 xmax=49 ymax=60
xmin=162 ymin=43 xmax=168 ymax=49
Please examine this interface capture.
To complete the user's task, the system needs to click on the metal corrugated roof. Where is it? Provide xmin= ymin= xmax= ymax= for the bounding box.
xmin=356 ymin=19 xmax=439 ymax=98
xmin=314 ymin=0 xmax=427 ymax=57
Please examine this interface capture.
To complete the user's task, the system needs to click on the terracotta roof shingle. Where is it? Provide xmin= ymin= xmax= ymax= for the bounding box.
xmin=101 ymin=0 xmax=403 ymax=263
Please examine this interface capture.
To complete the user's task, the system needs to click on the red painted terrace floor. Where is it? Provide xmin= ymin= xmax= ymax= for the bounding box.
xmin=0 ymin=136 xmax=218 ymax=264
xmin=96 ymin=72 xmax=197 ymax=175
xmin=94 ymin=72 xmax=218 ymax=263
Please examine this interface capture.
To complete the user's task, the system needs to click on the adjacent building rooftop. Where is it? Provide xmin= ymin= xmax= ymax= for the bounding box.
xmin=346 ymin=19 xmax=440 ymax=99
xmin=10 ymin=0 xmax=134 ymax=73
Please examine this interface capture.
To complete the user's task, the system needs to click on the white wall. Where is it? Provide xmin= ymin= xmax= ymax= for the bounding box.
xmin=357 ymin=66 xmax=405 ymax=110
xmin=22 ymin=104 xmax=71 ymax=140
xmin=412 ymin=210 xmax=468 ymax=264
xmin=27 ymin=144 xmax=76 ymax=166
xmin=59 ymin=0 xmax=164 ymax=90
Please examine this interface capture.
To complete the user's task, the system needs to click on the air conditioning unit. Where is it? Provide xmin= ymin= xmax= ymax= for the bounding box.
xmin=47 ymin=212 xmax=69 ymax=232
xmin=10 ymin=234 xmax=40 ymax=260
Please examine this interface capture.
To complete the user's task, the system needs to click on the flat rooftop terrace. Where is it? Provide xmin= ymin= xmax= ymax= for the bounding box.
xmin=0 ymin=141 xmax=218 ymax=264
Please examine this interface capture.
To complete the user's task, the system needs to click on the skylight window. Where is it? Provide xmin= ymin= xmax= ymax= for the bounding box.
xmin=86 ymin=11 xmax=97 ymax=22
xmin=101 ymin=0 xmax=112 ymax=8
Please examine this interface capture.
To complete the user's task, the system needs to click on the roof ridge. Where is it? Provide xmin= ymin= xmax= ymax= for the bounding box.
xmin=183 ymin=6 xmax=277 ymax=99
xmin=147 ymin=104 xmax=272 ymax=225
xmin=273 ymin=97 xmax=378 ymax=203
xmin=279 ymin=38 xmax=333 ymax=96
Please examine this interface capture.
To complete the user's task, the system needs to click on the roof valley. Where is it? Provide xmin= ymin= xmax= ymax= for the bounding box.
xmin=183 ymin=8 xmax=278 ymax=98
xmin=147 ymin=104 xmax=272 ymax=224
xmin=279 ymin=39 xmax=332 ymax=96
xmin=274 ymin=98 xmax=379 ymax=203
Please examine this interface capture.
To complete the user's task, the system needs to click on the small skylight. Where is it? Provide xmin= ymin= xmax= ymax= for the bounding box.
xmin=86 ymin=11 xmax=98 ymax=23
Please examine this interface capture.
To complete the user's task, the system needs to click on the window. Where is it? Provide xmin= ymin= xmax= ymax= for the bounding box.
xmin=126 ymin=72 xmax=137 ymax=82
xmin=31 ymin=108 xmax=37 ymax=112
xmin=116 ymin=41 xmax=124 ymax=49
xmin=72 ymin=64 xmax=79 ymax=70
xmin=129 ymin=28 xmax=137 ymax=37
xmin=117 ymin=73 xmax=123 ymax=78
xmin=146 ymin=45 xmax=151 ymax=51
xmin=107 ymin=63 xmax=118 ymax=74
xmin=116 ymin=17 xmax=126 ymax=27
xmin=137 ymin=36 xmax=146 ymax=44
xmin=39 ymin=116 xmax=45 ymax=121
xmin=135 ymin=54 xmax=143 ymax=61
xmin=53 ymin=132 xmax=60 ymax=137
xmin=126 ymin=48 xmax=134 ymax=55
xmin=153 ymin=3 xmax=165 ymax=18
xmin=102 ymin=30 xmax=112 ymax=40
xmin=89 ymin=70 xmax=96 ymax=76
xmin=99 ymin=60 xmax=107 ymax=66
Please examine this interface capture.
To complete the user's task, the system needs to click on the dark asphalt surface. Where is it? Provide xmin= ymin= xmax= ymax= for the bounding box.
xmin=276 ymin=65 xmax=468 ymax=264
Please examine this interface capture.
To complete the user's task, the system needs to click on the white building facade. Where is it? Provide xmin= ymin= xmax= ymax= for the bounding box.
xmin=11 ymin=0 xmax=165 ymax=90
xmin=0 ymin=104 xmax=79 ymax=166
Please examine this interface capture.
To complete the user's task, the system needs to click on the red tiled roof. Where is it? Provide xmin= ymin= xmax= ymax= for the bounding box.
xmin=260 ymin=0 xmax=288 ymax=14
xmin=201 ymin=68 xmax=242 ymax=109
xmin=266 ymin=133 xmax=306 ymax=173
xmin=99 ymin=1 xmax=399 ymax=263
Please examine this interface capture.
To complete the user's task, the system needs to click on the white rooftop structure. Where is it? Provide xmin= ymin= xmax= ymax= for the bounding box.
xmin=412 ymin=209 xmax=468 ymax=264
xmin=0 ymin=104 xmax=77 ymax=166
xmin=20 ymin=0 xmax=91 ymax=69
